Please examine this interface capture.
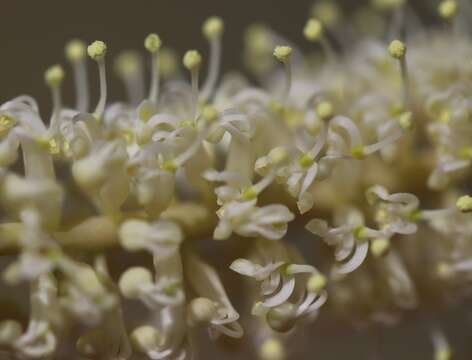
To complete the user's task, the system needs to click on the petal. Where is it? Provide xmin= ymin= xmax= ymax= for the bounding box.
xmin=262 ymin=276 xmax=296 ymax=308
xmin=334 ymin=241 xmax=369 ymax=275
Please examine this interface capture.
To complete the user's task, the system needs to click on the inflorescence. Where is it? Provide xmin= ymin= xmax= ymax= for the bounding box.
xmin=0 ymin=1 xmax=471 ymax=359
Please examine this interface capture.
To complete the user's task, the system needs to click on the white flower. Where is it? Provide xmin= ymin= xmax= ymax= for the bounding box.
xmin=185 ymin=254 xmax=243 ymax=339
xmin=119 ymin=219 xmax=183 ymax=259
xmin=214 ymin=199 xmax=294 ymax=240
xmin=306 ymin=208 xmax=376 ymax=275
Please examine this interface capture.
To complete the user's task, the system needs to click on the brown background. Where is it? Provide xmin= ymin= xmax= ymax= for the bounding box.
xmin=0 ymin=0 xmax=435 ymax=114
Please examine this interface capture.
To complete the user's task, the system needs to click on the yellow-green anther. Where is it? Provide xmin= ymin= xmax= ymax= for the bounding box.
xmin=306 ymin=273 xmax=327 ymax=293
xmin=456 ymin=195 xmax=472 ymax=213
xmin=183 ymin=50 xmax=202 ymax=71
xmin=438 ymin=0 xmax=458 ymax=20
xmin=202 ymin=106 xmax=219 ymax=123
xmin=87 ymin=40 xmax=107 ymax=61
xmin=299 ymin=154 xmax=314 ymax=168
xmin=273 ymin=46 xmax=292 ymax=63
xmin=371 ymin=238 xmax=390 ymax=257
xmin=351 ymin=146 xmax=366 ymax=160
xmin=65 ymin=39 xmax=86 ymax=62
xmin=269 ymin=147 xmax=289 ymax=165
xmin=399 ymin=111 xmax=413 ymax=130
xmin=45 ymin=65 xmax=65 ymax=87
xmin=304 ymin=19 xmax=324 ymax=42
xmin=203 ymin=16 xmax=224 ymax=40
xmin=388 ymin=40 xmax=407 ymax=60
xmin=241 ymin=186 xmax=258 ymax=201
xmin=162 ymin=159 xmax=178 ymax=173
xmin=354 ymin=226 xmax=368 ymax=240
xmin=144 ymin=33 xmax=162 ymax=53
xmin=316 ymin=101 xmax=334 ymax=121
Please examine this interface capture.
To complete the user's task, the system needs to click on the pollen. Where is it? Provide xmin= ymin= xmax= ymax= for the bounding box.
xmin=65 ymin=39 xmax=86 ymax=62
xmin=273 ymin=46 xmax=293 ymax=63
xmin=456 ymin=195 xmax=472 ymax=213
xmin=299 ymin=154 xmax=315 ymax=168
xmin=202 ymin=105 xmax=219 ymax=123
xmin=316 ymin=100 xmax=334 ymax=121
xmin=44 ymin=65 xmax=65 ymax=87
xmin=304 ymin=19 xmax=324 ymax=42
xmin=351 ymin=146 xmax=366 ymax=160
xmin=183 ymin=50 xmax=202 ymax=71
xmin=144 ymin=33 xmax=162 ymax=53
xmin=203 ymin=16 xmax=224 ymax=39
xmin=388 ymin=39 xmax=407 ymax=60
xmin=439 ymin=0 xmax=458 ymax=20
xmin=87 ymin=40 xmax=107 ymax=61
xmin=306 ymin=273 xmax=327 ymax=293
xmin=241 ymin=186 xmax=258 ymax=201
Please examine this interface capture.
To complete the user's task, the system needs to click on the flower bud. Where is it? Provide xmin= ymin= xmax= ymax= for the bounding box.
xmin=119 ymin=267 xmax=153 ymax=299
xmin=130 ymin=326 xmax=162 ymax=353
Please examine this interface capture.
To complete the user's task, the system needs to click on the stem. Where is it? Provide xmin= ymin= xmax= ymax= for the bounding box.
xmin=73 ymin=60 xmax=89 ymax=112
xmin=201 ymin=38 xmax=222 ymax=101
xmin=399 ymin=57 xmax=410 ymax=109
xmin=148 ymin=52 xmax=160 ymax=103
xmin=48 ymin=86 xmax=62 ymax=136
xmin=281 ymin=60 xmax=292 ymax=106
xmin=94 ymin=59 xmax=107 ymax=118
xmin=190 ymin=69 xmax=199 ymax=120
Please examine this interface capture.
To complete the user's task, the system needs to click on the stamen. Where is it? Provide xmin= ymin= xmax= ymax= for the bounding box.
xmin=44 ymin=65 xmax=64 ymax=136
xmin=316 ymin=100 xmax=334 ymax=121
xmin=303 ymin=18 xmax=335 ymax=62
xmin=438 ymin=0 xmax=459 ymax=22
xmin=273 ymin=46 xmax=292 ymax=104
xmin=65 ymin=39 xmax=89 ymax=112
xmin=201 ymin=17 xmax=224 ymax=101
xmin=87 ymin=40 xmax=108 ymax=119
xmin=159 ymin=47 xmax=178 ymax=79
xmin=114 ymin=51 xmax=145 ymax=105
xmin=183 ymin=50 xmax=202 ymax=119
xmin=144 ymin=33 xmax=162 ymax=104
xmin=388 ymin=39 xmax=410 ymax=110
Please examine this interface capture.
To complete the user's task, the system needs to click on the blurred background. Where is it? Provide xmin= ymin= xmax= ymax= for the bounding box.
xmin=1 ymin=0 xmax=471 ymax=359
xmin=0 ymin=0 xmax=436 ymax=113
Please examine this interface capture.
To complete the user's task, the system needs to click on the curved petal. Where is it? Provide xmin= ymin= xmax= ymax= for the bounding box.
xmin=334 ymin=241 xmax=369 ymax=274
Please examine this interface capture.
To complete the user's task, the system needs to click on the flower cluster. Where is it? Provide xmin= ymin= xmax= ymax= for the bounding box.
xmin=0 ymin=0 xmax=472 ymax=358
